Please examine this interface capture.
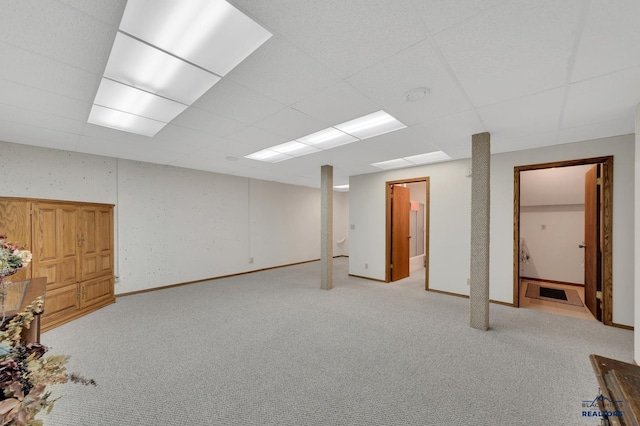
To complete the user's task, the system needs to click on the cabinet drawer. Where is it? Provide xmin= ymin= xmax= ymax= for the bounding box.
xmin=80 ymin=276 xmax=114 ymax=309
xmin=42 ymin=283 xmax=79 ymax=326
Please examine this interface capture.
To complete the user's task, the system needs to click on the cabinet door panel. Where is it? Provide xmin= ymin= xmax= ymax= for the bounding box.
xmin=42 ymin=283 xmax=79 ymax=325
xmin=32 ymin=203 xmax=78 ymax=287
xmin=34 ymin=206 xmax=58 ymax=262
xmin=79 ymin=206 xmax=113 ymax=280
xmin=80 ymin=276 xmax=114 ymax=309
xmin=60 ymin=207 xmax=78 ymax=258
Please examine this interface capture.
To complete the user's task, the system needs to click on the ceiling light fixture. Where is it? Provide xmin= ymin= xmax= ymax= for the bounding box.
xmin=88 ymin=0 xmax=272 ymax=136
xmin=334 ymin=110 xmax=406 ymax=139
xmin=371 ymin=150 xmax=451 ymax=170
xmin=245 ymin=110 xmax=406 ymax=163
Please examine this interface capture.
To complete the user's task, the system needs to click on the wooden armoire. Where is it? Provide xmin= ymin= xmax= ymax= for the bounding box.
xmin=0 ymin=197 xmax=115 ymax=331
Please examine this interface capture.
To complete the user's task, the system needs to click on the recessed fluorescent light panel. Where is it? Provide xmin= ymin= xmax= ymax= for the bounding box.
xmin=88 ymin=0 xmax=272 ymax=136
xmin=245 ymin=110 xmax=406 ymax=163
xmin=244 ymin=150 xmax=292 ymax=163
xmin=270 ymin=141 xmax=322 ymax=157
xmin=334 ymin=110 xmax=406 ymax=139
xmin=371 ymin=151 xmax=451 ymax=170
xmin=333 ymin=184 xmax=350 ymax=191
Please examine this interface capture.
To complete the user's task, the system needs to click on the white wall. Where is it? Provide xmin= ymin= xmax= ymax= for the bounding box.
xmin=0 ymin=141 xmax=348 ymax=294
xmin=520 ymin=205 xmax=584 ymax=284
xmin=635 ymin=105 xmax=640 ymax=363
xmin=333 ymin=191 xmax=350 ymax=256
xmin=350 ymin=161 xmax=471 ymax=290
xmin=349 ymin=134 xmax=634 ymax=326
xmin=520 ymin=165 xmax=591 ymax=206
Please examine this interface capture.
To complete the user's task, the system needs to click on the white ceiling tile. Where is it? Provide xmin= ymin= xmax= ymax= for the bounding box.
xmin=556 ymin=117 xmax=635 ymax=146
xmin=0 ymin=0 xmax=118 ymax=74
xmin=0 ymin=119 xmax=80 ymax=151
xmin=58 ymin=0 xmax=126 ymax=25
xmin=0 ymin=104 xmax=85 ymax=135
xmin=170 ymin=107 xmax=246 ymax=138
xmin=230 ymin=0 xmax=428 ymax=78
xmin=411 ymin=0 xmax=510 ymax=35
xmin=477 ymin=88 xmax=565 ymax=139
xmin=347 ymin=40 xmax=472 ymax=126
xmin=291 ymin=82 xmax=380 ymax=125
xmin=434 ymin=0 xmax=583 ymax=106
xmin=76 ymin=134 xmax=188 ymax=164
xmin=192 ymin=79 xmax=286 ymax=125
xmin=0 ymin=42 xmax=100 ymax=101
xmin=227 ymin=37 xmax=340 ymax=106
xmin=571 ymin=0 xmax=640 ymax=82
xmin=82 ymin=120 xmax=156 ymax=145
xmin=411 ymin=110 xmax=486 ymax=154
xmin=0 ymin=79 xmax=90 ymax=121
xmin=0 ymin=1 xmax=637 ymax=189
xmin=491 ymin=130 xmax=558 ymax=154
xmin=254 ymin=108 xmax=328 ymax=140
xmin=561 ymin=66 xmax=640 ymax=129
xmin=151 ymin=125 xmax=230 ymax=151
xmin=226 ymin=126 xmax=288 ymax=151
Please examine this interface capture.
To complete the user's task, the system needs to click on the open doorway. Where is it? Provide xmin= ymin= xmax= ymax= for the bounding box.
xmin=385 ymin=177 xmax=430 ymax=290
xmin=513 ymin=156 xmax=613 ymax=325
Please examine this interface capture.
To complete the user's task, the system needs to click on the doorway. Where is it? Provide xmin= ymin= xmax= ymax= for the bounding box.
xmin=385 ymin=177 xmax=430 ymax=290
xmin=513 ymin=156 xmax=613 ymax=325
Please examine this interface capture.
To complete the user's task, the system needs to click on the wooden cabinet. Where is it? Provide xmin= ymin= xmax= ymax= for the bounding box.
xmin=1 ymin=197 xmax=115 ymax=331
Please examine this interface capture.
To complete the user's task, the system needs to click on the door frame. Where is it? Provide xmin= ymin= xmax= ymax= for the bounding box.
xmin=385 ymin=177 xmax=430 ymax=290
xmin=513 ymin=156 xmax=613 ymax=325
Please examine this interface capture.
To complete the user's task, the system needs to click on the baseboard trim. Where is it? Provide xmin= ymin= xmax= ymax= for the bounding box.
xmin=348 ymin=273 xmax=386 ymax=283
xmin=611 ymin=322 xmax=634 ymax=331
xmin=521 ymin=276 xmax=583 ymax=287
xmin=427 ymin=288 xmax=514 ymax=306
xmin=116 ymin=258 xmax=323 ymax=298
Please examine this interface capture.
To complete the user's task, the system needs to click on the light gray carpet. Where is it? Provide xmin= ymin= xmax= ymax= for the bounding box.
xmin=40 ymin=258 xmax=633 ymax=425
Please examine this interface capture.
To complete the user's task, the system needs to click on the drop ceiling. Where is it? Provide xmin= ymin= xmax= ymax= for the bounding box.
xmin=1 ymin=0 xmax=639 ymax=189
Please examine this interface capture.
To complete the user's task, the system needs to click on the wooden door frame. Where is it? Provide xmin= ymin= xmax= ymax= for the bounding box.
xmin=513 ymin=156 xmax=613 ymax=325
xmin=385 ymin=177 xmax=430 ymax=290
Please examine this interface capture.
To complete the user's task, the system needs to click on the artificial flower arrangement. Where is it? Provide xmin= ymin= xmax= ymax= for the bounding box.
xmin=0 ymin=234 xmax=95 ymax=425
xmin=0 ymin=235 xmax=32 ymax=280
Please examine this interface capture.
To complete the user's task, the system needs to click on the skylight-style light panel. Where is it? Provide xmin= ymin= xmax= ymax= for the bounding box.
xmin=245 ymin=149 xmax=293 ymax=163
xmin=405 ymin=151 xmax=451 ymax=165
xmin=334 ymin=110 xmax=406 ymax=140
xmin=93 ymin=78 xmax=188 ymax=123
xmin=104 ymin=32 xmax=221 ymax=105
xmin=296 ymin=128 xmax=357 ymax=150
xmin=119 ymin=0 xmax=272 ymax=76
xmin=270 ymin=141 xmax=321 ymax=157
xmin=245 ymin=110 xmax=406 ymax=163
xmin=371 ymin=151 xmax=452 ymax=170
xmin=88 ymin=105 xmax=166 ymax=137
xmin=371 ymin=158 xmax=414 ymax=170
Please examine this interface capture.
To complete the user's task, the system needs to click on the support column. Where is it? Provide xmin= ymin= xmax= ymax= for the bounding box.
xmin=470 ymin=132 xmax=490 ymax=330
xmin=321 ymin=165 xmax=333 ymax=290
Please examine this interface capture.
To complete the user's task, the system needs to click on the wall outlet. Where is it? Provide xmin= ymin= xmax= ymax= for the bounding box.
xmin=249 ymin=257 xmax=254 ymax=264
xmin=467 ymin=278 xmax=470 ymax=286
xmin=365 ymin=263 xmax=368 ymax=269
xmin=350 ymin=224 xmax=355 ymax=230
